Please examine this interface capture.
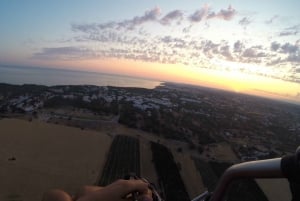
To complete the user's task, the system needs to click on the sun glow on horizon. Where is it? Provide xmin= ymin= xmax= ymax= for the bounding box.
xmin=61 ymin=57 xmax=300 ymax=103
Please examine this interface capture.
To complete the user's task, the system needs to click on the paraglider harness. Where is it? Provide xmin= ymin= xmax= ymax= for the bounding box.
xmin=124 ymin=173 xmax=163 ymax=201
xmin=126 ymin=147 xmax=300 ymax=201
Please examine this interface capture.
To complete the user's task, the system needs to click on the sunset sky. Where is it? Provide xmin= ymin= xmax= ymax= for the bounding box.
xmin=0 ymin=0 xmax=299 ymax=102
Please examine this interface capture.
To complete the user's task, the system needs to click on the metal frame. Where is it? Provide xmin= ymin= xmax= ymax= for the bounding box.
xmin=192 ymin=158 xmax=283 ymax=201
xmin=210 ymin=158 xmax=282 ymax=201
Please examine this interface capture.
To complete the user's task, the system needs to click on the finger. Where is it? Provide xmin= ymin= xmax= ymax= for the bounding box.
xmin=112 ymin=179 xmax=149 ymax=197
xmin=138 ymin=188 xmax=153 ymax=201
xmin=138 ymin=194 xmax=153 ymax=201
xmin=80 ymin=180 xmax=149 ymax=201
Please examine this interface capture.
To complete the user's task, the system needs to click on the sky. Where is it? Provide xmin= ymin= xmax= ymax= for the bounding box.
xmin=0 ymin=0 xmax=300 ymax=103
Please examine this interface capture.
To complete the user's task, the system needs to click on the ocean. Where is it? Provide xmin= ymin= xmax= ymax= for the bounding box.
xmin=0 ymin=66 xmax=162 ymax=89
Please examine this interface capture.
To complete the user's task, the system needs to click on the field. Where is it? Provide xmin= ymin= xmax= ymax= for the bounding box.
xmin=0 ymin=117 xmax=290 ymax=201
xmin=140 ymin=140 xmax=159 ymax=187
xmin=151 ymin=142 xmax=190 ymax=201
xmin=172 ymin=151 xmax=206 ymax=198
xmin=202 ymin=142 xmax=239 ymax=162
xmin=99 ymin=135 xmax=140 ymax=185
xmin=0 ymin=117 xmax=205 ymax=201
xmin=193 ymin=158 xmax=218 ymax=191
xmin=256 ymin=179 xmax=291 ymax=201
xmin=0 ymin=118 xmax=112 ymax=201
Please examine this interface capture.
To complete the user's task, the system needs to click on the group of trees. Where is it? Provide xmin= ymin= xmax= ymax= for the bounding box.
xmin=0 ymin=83 xmax=47 ymax=97
xmin=44 ymin=96 xmax=118 ymax=115
xmin=119 ymin=105 xmax=196 ymax=142
xmin=118 ymin=102 xmax=138 ymax=128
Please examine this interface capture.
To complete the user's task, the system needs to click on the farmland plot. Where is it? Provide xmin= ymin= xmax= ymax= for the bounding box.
xmin=99 ymin=135 xmax=140 ymax=185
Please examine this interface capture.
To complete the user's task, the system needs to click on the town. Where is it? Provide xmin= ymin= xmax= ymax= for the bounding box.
xmin=1 ymin=82 xmax=299 ymax=160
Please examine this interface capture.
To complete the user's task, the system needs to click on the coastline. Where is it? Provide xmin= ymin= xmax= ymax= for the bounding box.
xmin=0 ymin=65 xmax=163 ymax=89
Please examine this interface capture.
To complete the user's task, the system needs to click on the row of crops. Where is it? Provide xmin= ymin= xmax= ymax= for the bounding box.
xmin=151 ymin=142 xmax=190 ymax=201
xmin=98 ymin=135 xmax=190 ymax=201
xmin=98 ymin=135 xmax=140 ymax=186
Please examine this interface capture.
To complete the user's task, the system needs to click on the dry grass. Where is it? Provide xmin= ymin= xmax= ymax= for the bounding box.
xmin=0 ymin=117 xmax=242 ymax=201
xmin=0 ymin=118 xmax=112 ymax=201
xmin=172 ymin=151 xmax=206 ymax=198
xmin=256 ymin=178 xmax=291 ymax=201
xmin=113 ymin=124 xmax=209 ymax=198
xmin=140 ymin=140 xmax=159 ymax=187
xmin=203 ymin=142 xmax=239 ymax=162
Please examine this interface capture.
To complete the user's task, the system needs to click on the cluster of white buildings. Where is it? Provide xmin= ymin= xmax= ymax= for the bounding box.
xmin=7 ymin=95 xmax=43 ymax=112
xmin=58 ymin=86 xmax=176 ymax=111
xmin=125 ymin=96 xmax=174 ymax=110
xmin=2 ymin=84 xmax=213 ymax=116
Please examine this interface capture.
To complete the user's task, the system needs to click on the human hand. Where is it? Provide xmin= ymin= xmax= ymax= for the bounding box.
xmin=42 ymin=179 xmax=153 ymax=201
